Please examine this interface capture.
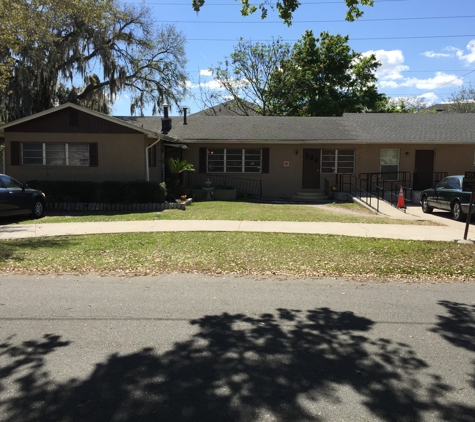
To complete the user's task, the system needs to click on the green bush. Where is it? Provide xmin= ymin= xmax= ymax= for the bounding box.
xmin=125 ymin=181 xmax=166 ymax=203
xmin=26 ymin=180 xmax=167 ymax=203
xmin=98 ymin=181 xmax=127 ymax=204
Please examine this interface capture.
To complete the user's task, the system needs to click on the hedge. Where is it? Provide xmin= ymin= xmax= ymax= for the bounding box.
xmin=26 ymin=180 xmax=167 ymax=204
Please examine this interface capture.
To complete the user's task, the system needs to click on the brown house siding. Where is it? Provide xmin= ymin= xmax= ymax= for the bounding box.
xmin=5 ymin=133 xmax=148 ymax=182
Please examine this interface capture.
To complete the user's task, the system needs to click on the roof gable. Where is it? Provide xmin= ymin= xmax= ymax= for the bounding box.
xmin=0 ymin=103 xmax=158 ymax=137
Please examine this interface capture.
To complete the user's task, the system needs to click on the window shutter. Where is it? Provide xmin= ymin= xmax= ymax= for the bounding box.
xmin=89 ymin=143 xmax=98 ymax=167
xmin=199 ymin=147 xmax=207 ymax=173
xmin=11 ymin=142 xmax=21 ymax=166
xmin=262 ymin=148 xmax=269 ymax=173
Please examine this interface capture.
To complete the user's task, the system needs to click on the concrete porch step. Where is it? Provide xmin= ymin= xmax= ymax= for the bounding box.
xmin=291 ymin=191 xmax=329 ymax=202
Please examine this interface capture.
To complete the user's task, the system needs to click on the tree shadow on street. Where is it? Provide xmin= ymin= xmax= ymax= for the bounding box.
xmin=1 ymin=308 xmax=474 ymax=421
xmin=430 ymin=300 xmax=475 ymax=393
xmin=430 ymin=300 xmax=475 ymax=353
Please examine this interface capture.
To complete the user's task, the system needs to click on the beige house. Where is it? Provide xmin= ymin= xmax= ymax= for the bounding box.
xmin=1 ymin=103 xmax=475 ymax=200
xmin=0 ymin=103 xmax=177 ymax=186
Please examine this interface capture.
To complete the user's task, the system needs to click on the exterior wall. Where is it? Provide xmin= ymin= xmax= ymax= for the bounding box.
xmin=183 ymin=143 xmax=475 ymax=199
xmin=184 ymin=143 xmax=304 ymax=198
xmin=431 ymin=145 xmax=475 ymax=175
xmin=5 ymin=132 xmax=151 ymax=182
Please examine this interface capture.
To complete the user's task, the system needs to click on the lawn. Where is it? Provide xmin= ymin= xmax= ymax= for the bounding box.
xmin=15 ymin=201 xmax=436 ymax=225
xmin=3 ymin=201 xmax=465 ymax=281
xmin=1 ymin=232 xmax=474 ymax=281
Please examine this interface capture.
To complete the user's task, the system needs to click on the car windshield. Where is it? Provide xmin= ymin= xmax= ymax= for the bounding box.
xmin=0 ymin=175 xmax=23 ymax=189
xmin=436 ymin=179 xmax=447 ymax=188
xmin=446 ymin=177 xmax=461 ymax=190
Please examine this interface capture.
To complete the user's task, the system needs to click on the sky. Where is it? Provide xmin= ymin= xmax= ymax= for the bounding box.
xmin=111 ymin=0 xmax=475 ymax=115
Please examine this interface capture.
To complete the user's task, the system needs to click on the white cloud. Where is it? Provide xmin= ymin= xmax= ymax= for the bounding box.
xmin=364 ymin=48 xmax=463 ymax=91
xmin=445 ymin=46 xmax=461 ymax=53
xmin=188 ymin=79 xmax=225 ymax=90
xmin=401 ymin=72 xmax=463 ymax=90
xmin=456 ymin=40 xmax=475 ymax=64
xmin=199 ymin=69 xmax=213 ymax=76
xmin=421 ymin=41 xmax=475 ymax=65
xmin=363 ymin=49 xmax=409 ymax=81
xmin=421 ymin=51 xmax=451 ymax=58
xmin=418 ymin=92 xmax=438 ymax=103
xmin=379 ymin=80 xmax=399 ymax=89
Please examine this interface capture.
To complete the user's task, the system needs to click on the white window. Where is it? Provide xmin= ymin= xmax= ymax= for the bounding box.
xmin=380 ymin=149 xmax=399 ymax=180
xmin=321 ymin=149 xmax=355 ymax=174
xmin=22 ymin=143 xmax=90 ymax=166
xmin=207 ymin=148 xmax=262 ymax=173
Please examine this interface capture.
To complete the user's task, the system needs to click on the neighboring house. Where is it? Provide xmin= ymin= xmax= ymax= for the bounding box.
xmin=426 ymin=103 xmax=451 ymax=113
xmin=1 ymin=102 xmax=475 ymax=199
xmin=191 ymin=99 xmax=260 ymax=116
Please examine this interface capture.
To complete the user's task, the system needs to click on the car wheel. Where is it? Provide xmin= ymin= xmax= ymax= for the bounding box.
xmin=421 ymin=196 xmax=433 ymax=213
xmin=31 ymin=199 xmax=45 ymax=219
xmin=451 ymin=201 xmax=465 ymax=222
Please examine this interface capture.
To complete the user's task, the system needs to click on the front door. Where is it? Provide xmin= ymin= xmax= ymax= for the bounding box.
xmin=302 ymin=149 xmax=320 ymax=189
xmin=413 ymin=150 xmax=434 ymax=190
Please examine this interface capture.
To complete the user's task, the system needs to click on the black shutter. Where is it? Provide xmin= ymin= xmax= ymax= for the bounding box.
xmin=11 ymin=141 xmax=20 ymax=166
xmin=199 ymin=147 xmax=207 ymax=173
xmin=89 ymin=143 xmax=98 ymax=167
xmin=262 ymin=148 xmax=269 ymax=173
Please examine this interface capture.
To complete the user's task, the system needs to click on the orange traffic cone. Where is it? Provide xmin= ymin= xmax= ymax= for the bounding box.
xmin=397 ymin=186 xmax=405 ymax=209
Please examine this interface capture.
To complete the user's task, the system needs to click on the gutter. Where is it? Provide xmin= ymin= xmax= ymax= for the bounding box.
xmin=145 ymin=139 xmax=161 ymax=182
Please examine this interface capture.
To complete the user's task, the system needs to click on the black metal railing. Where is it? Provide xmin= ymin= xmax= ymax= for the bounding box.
xmin=328 ymin=172 xmax=417 ymax=212
xmin=325 ymin=174 xmax=381 ymax=213
xmin=184 ymin=172 xmax=262 ymax=198
xmin=357 ymin=172 xmax=413 ymax=208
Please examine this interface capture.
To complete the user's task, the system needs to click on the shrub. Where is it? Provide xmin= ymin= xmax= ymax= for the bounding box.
xmin=26 ymin=180 xmax=167 ymax=203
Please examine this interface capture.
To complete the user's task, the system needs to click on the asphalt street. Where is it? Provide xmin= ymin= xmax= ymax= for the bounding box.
xmin=1 ymin=274 xmax=474 ymax=422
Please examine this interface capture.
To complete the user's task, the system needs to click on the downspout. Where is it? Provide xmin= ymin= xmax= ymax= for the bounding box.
xmin=0 ymin=137 xmax=4 ymax=173
xmin=145 ymin=139 xmax=161 ymax=182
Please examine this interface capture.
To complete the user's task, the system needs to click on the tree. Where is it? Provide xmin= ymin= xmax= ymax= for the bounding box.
xmin=272 ymin=31 xmax=383 ymax=116
xmin=444 ymin=85 xmax=475 ymax=113
xmin=192 ymin=0 xmax=374 ymax=26
xmin=368 ymin=96 xmax=431 ymax=113
xmin=199 ymin=38 xmax=291 ymax=116
xmin=0 ymin=0 xmax=114 ymax=98
xmin=167 ymin=157 xmax=195 ymax=200
xmin=199 ymin=31 xmax=383 ymax=117
xmin=0 ymin=0 xmax=188 ymax=122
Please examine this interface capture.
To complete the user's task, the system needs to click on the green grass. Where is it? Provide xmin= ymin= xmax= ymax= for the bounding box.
xmin=1 ymin=232 xmax=473 ymax=280
xmin=16 ymin=201 xmax=436 ymax=225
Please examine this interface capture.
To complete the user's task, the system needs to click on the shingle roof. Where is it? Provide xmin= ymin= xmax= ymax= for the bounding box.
xmin=117 ymin=113 xmax=475 ymax=144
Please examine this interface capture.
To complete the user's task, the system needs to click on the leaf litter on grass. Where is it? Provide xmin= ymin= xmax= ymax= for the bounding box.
xmin=1 ymin=232 xmax=474 ymax=281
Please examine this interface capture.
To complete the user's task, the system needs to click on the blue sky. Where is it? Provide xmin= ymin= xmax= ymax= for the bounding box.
xmin=112 ymin=0 xmax=475 ymax=115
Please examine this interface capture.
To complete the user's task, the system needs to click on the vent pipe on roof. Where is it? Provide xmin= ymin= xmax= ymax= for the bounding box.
xmin=161 ymin=104 xmax=172 ymax=134
xmin=183 ymin=107 xmax=188 ymax=125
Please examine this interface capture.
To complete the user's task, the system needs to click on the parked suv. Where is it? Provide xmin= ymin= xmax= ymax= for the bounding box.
xmin=0 ymin=174 xmax=45 ymax=218
xmin=419 ymin=175 xmax=474 ymax=221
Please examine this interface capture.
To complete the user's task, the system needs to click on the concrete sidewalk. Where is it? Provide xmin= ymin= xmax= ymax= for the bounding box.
xmin=1 ymin=202 xmax=474 ymax=242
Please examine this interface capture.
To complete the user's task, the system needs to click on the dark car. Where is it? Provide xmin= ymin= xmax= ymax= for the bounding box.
xmin=419 ymin=175 xmax=475 ymax=221
xmin=0 ymin=174 xmax=45 ymax=219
